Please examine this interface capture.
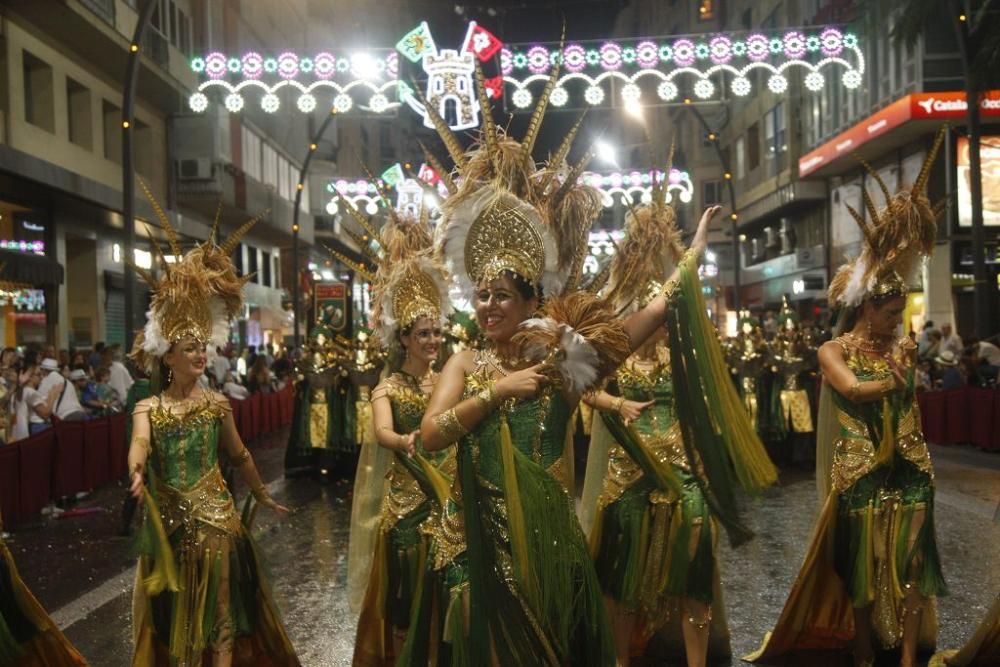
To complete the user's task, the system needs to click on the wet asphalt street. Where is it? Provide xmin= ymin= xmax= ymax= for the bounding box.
xmin=6 ymin=427 xmax=999 ymax=666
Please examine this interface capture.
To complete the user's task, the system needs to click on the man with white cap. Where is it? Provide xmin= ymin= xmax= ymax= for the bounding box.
xmin=35 ymin=358 xmax=87 ymax=422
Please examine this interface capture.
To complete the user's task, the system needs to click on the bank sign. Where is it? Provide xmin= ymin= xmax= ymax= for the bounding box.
xmin=799 ymin=90 xmax=1000 ymax=177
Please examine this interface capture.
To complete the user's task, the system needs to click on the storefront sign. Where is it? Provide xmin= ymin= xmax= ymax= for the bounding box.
xmin=957 ymin=135 xmax=1000 ymax=227
xmin=314 ymin=282 xmax=348 ymax=332
xmin=799 ymin=90 xmax=1000 ymax=177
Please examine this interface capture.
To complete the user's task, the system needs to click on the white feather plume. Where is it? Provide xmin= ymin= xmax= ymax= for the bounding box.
xmin=140 ymin=308 xmax=170 ymax=361
xmin=840 ymin=256 xmax=871 ymax=307
xmin=520 ymin=317 xmax=600 ymax=394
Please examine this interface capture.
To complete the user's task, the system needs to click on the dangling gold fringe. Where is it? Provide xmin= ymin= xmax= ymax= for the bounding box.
xmin=500 ymin=415 xmax=536 ymax=605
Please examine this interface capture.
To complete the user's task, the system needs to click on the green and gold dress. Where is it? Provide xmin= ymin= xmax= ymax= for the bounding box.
xmin=413 ymin=350 xmax=615 ymax=666
xmin=352 ymin=372 xmax=455 ymax=666
xmin=131 ymin=395 xmax=299 ymax=667
xmin=747 ymin=336 xmax=946 ymax=662
xmin=586 ymin=356 xmax=731 ymax=659
xmin=0 ymin=511 xmax=88 ymax=666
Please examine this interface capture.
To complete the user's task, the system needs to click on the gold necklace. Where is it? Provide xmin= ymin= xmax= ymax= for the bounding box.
xmin=481 ymin=347 xmax=515 ymax=377
xmin=842 ymin=331 xmax=892 ymax=354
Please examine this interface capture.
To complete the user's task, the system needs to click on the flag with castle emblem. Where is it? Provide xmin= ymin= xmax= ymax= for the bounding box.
xmin=461 ymin=21 xmax=502 ymax=62
xmin=380 ymin=163 xmax=405 ymax=188
xmin=396 ymin=21 xmax=437 ymax=63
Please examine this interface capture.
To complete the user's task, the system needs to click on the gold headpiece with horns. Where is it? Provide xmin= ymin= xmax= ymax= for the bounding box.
xmin=130 ymin=180 xmax=261 ymax=373
xmin=604 ymin=141 xmax=685 ymax=312
xmin=332 ymin=187 xmax=452 ymax=349
xmin=829 ymin=127 xmax=946 ymax=308
xmin=430 ymin=29 xmax=603 ymax=297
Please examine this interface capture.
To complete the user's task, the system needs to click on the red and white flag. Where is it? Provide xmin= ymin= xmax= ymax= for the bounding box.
xmin=483 ymin=75 xmax=503 ymax=100
xmin=461 ymin=21 xmax=502 ymax=62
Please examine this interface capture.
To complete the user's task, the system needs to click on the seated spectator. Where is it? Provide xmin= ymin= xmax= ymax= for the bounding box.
xmin=222 ymin=370 xmax=250 ymax=400
xmin=246 ymin=356 xmax=274 ymax=394
xmin=917 ymin=320 xmax=936 ymax=357
xmin=935 ymin=350 xmax=966 ymax=390
xmin=915 ymin=360 xmax=932 ymax=392
xmin=73 ymin=369 xmax=104 ymax=417
xmin=11 ymin=364 xmax=61 ymax=438
xmin=919 ymin=330 xmax=942 ymax=362
xmin=0 ymin=347 xmax=18 ymax=373
xmin=37 ymin=358 xmax=87 ymax=422
xmin=941 ymin=323 xmax=963 ymax=357
xmin=94 ymin=367 xmax=122 ymax=412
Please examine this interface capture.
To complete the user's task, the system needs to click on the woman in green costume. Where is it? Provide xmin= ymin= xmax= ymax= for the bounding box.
xmin=0 ymin=510 xmax=88 ymax=666
xmin=580 ymin=195 xmax=775 ymax=667
xmin=126 ymin=223 xmax=299 ymax=667
xmin=346 ymin=205 xmax=457 ymax=666
xmin=747 ymin=131 xmax=947 ymax=667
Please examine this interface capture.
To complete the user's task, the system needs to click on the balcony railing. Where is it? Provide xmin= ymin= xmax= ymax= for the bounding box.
xmin=79 ymin=0 xmax=115 ymax=23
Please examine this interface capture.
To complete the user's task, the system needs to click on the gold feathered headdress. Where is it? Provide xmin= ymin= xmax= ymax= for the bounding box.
xmin=427 ymin=42 xmax=602 ymax=297
xmin=130 ymin=181 xmax=259 ymax=373
xmin=330 ymin=190 xmax=452 ymax=349
xmin=603 ymin=144 xmax=685 ymax=312
xmin=829 ymin=128 xmax=946 ymax=308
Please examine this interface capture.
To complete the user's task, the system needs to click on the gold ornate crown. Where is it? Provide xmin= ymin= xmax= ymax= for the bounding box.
xmin=829 ymin=127 xmax=946 ymax=307
xmin=424 ymin=37 xmax=602 ymax=297
xmin=130 ymin=180 xmax=259 ymax=372
xmin=330 ymin=186 xmax=451 ymax=348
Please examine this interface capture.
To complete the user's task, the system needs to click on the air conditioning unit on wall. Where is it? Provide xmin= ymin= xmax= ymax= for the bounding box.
xmin=177 ymin=158 xmax=213 ymax=181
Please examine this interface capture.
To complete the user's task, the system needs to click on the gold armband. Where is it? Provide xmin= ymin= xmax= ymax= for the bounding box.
xmin=433 ymin=409 xmax=469 ymax=443
xmin=131 ymin=436 xmax=151 ymax=455
xmin=611 ymin=396 xmax=625 ymax=414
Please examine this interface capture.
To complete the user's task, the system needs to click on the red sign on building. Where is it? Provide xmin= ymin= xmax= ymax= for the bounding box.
xmin=799 ymin=90 xmax=1000 ymax=177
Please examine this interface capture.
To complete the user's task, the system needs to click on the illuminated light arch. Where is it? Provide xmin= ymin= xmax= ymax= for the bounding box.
xmin=187 ymin=27 xmax=863 ymax=122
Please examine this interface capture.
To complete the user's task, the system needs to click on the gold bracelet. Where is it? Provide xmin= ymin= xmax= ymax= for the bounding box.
xmin=611 ymin=396 xmax=625 ymax=414
xmin=880 ymin=377 xmax=896 ymax=395
xmin=433 ymin=409 xmax=469 ymax=443
xmin=660 ymin=278 xmax=679 ymax=301
xmin=848 ymin=380 xmax=861 ymax=401
xmin=474 ymin=385 xmax=497 ymax=411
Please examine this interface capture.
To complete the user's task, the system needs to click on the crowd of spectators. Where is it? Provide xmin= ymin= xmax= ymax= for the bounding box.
xmin=914 ymin=320 xmax=1000 ymax=391
xmin=0 ymin=341 xmax=293 ymax=447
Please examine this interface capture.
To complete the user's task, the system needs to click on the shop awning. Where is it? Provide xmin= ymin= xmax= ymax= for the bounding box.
xmin=0 ymin=250 xmax=64 ymax=287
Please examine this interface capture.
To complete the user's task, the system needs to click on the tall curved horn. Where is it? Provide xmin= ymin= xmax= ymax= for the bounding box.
xmin=521 ymin=25 xmax=566 ymax=167
xmin=412 ymin=81 xmax=467 ymax=168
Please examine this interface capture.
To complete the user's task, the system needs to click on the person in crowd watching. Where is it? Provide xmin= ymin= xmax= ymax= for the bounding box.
xmin=919 ymin=329 xmax=942 ymax=362
xmin=935 ymin=350 xmax=966 ymax=390
xmin=8 ymin=364 xmax=60 ymax=440
xmin=88 ymin=342 xmax=105 ymax=373
xmin=212 ymin=346 xmax=231 ymax=388
xmin=101 ymin=344 xmax=133 ymax=401
xmin=236 ymin=347 xmax=250 ymax=381
xmin=70 ymin=350 xmax=88 ymax=369
xmin=1 ymin=348 xmax=19 ymax=372
xmin=917 ymin=320 xmax=936 ymax=357
xmin=94 ymin=366 xmax=122 ymax=411
xmin=246 ymin=355 xmax=273 ymax=394
xmin=222 ymin=370 xmax=250 ymax=400
xmin=965 ymin=336 xmax=1000 ymax=384
xmin=36 ymin=358 xmax=87 ymax=422
xmin=915 ymin=360 xmax=933 ymax=392
xmin=940 ymin=323 xmax=963 ymax=357
xmin=72 ymin=368 xmax=104 ymax=417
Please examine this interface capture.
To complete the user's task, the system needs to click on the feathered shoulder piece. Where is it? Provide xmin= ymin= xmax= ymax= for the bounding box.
xmin=604 ymin=143 xmax=684 ymax=312
xmin=511 ymin=292 xmax=630 ymax=394
xmin=829 ymin=127 xmax=946 ymax=308
xmin=425 ymin=38 xmax=601 ymax=297
xmin=130 ymin=181 xmax=259 ymax=373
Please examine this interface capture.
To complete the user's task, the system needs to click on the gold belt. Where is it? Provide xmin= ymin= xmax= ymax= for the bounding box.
xmin=153 ymin=467 xmax=242 ymax=539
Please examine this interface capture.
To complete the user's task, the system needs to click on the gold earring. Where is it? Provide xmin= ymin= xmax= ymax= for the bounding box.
xmin=166 ymin=368 xmax=173 ymax=385
xmin=867 ymin=319 xmax=873 ymax=339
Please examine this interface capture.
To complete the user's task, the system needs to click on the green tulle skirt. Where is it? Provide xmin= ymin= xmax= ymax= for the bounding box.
xmin=592 ymin=466 xmax=715 ymax=614
xmin=833 ymin=459 xmax=947 ymax=650
xmin=353 ymin=501 xmax=433 ymax=666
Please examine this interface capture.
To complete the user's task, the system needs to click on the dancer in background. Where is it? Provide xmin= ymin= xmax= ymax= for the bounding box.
xmin=344 ymin=192 xmax=456 ymax=666
xmin=747 ymin=130 xmax=947 ymax=667
xmin=580 ymin=174 xmax=775 ymax=667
